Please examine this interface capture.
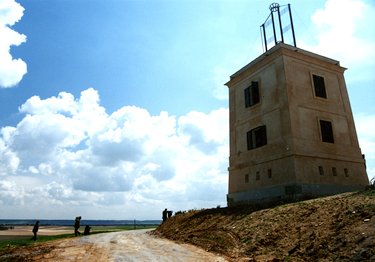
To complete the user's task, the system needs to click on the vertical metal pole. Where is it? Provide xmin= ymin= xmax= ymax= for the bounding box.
xmin=261 ymin=24 xmax=268 ymax=51
xmin=288 ymin=4 xmax=297 ymax=47
xmin=277 ymin=6 xmax=284 ymax=43
xmin=271 ymin=11 xmax=277 ymax=45
xmin=260 ymin=26 xmax=264 ymax=52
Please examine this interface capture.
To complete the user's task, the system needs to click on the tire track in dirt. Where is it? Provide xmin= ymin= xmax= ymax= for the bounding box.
xmin=16 ymin=229 xmax=228 ymax=261
xmin=84 ymin=229 xmax=228 ymax=262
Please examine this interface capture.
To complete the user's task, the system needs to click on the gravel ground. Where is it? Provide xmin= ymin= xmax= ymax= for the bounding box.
xmin=1 ymin=229 xmax=228 ymax=261
xmin=82 ymin=229 xmax=228 ymax=262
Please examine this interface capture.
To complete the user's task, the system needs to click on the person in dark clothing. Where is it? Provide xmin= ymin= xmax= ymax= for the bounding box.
xmin=31 ymin=220 xmax=39 ymax=241
xmin=83 ymin=225 xmax=91 ymax=235
xmin=162 ymin=208 xmax=168 ymax=222
xmin=74 ymin=216 xmax=81 ymax=236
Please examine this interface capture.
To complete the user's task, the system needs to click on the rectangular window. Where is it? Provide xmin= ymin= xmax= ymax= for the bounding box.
xmin=344 ymin=168 xmax=349 ymax=177
xmin=268 ymin=169 xmax=272 ymax=178
xmin=247 ymin=125 xmax=267 ymax=150
xmin=319 ymin=166 xmax=324 ymax=176
xmin=320 ymin=120 xmax=334 ymax=143
xmin=313 ymin=74 xmax=327 ymax=98
xmin=255 ymin=171 xmax=260 ymax=181
xmin=244 ymin=81 xmax=260 ymax=107
xmin=245 ymin=174 xmax=249 ymax=183
xmin=332 ymin=167 xmax=337 ymax=176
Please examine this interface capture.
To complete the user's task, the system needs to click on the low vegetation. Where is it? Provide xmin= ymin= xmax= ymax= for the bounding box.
xmin=0 ymin=225 xmax=155 ymax=251
xmin=154 ymin=189 xmax=375 ymax=261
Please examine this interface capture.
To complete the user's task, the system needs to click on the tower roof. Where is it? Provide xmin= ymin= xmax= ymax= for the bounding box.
xmin=226 ymin=43 xmax=345 ymax=87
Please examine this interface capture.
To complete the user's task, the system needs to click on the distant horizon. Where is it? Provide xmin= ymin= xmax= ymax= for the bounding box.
xmin=0 ymin=218 xmax=161 ymax=221
xmin=0 ymin=218 xmax=162 ymax=227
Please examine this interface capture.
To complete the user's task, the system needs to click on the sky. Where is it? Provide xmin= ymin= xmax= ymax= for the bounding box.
xmin=0 ymin=0 xmax=374 ymax=220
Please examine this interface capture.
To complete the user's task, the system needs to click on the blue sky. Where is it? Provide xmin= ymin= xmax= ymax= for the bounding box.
xmin=0 ymin=0 xmax=374 ymax=219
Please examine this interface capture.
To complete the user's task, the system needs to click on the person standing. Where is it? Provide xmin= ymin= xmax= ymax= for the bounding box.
xmin=74 ymin=216 xmax=81 ymax=236
xmin=162 ymin=208 xmax=168 ymax=222
xmin=31 ymin=220 xmax=39 ymax=241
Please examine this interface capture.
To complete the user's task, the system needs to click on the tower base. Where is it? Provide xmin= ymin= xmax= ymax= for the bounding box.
xmin=227 ymin=183 xmax=367 ymax=207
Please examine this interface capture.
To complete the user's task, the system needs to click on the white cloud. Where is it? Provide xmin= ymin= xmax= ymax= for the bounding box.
xmin=0 ymin=88 xmax=229 ymax=219
xmin=300 ymin=0 xmax=375 ymax=68
xmin=0 ymin=0 xmax=27 ymax=88
xmin=355 ymin=114 xmax=375 ymax=148
xmin=0 ymin=180 xmax=25 ymax=205
xmin=354 ymin=113 xmax=375 ymax=180
xmin=0 ymin=135 xmax=19 ymax=175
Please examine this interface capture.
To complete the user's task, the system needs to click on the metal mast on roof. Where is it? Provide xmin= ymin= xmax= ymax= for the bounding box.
xmin=260 ymin=3 xmax=296 ymax=52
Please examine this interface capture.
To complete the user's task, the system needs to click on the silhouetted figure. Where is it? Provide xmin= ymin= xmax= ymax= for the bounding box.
xmin=362 ymin=154 xmax=367 ymax=169
xmin=162 ymin=208 xmax=168 ymax=222
xmin=74 ymin=216 xmax=81 ymax=236
xmin=31 ymin=220 xmax=39 ymax=241
xmin=83 ymin=225 xmax=91 ymax=235
xmin=167 ymin=210 xmax=173 ymax=218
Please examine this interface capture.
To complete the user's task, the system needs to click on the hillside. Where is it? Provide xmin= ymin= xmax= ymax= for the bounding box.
xmin=154 ymin=190 xmax=375 ymax=261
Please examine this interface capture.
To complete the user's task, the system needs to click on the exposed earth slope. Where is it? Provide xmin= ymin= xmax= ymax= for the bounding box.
xmin=154 ymin=190 xmax=375 ymax=261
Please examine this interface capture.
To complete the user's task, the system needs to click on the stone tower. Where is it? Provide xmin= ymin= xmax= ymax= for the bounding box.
xmin=226 ymin=43 xmax=369 ymax=206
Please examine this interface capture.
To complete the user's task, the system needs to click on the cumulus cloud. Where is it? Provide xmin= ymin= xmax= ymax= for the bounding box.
xmin=0 ymin=88 xmax=229 ymax=219
xmin=300 ymin=0 xmax=375 ymax=68
xmin=0 ymin=180 xmax=24 ymax=205
xmin=0 ymin=0 xmax=27 ymax=88
xmin=354 ymin=113 xmax=375 ymax=180
xmin=0 ymin=132 xmax=19 ymax=175
xmin=355 ymin=114 xmax=375 ymax=150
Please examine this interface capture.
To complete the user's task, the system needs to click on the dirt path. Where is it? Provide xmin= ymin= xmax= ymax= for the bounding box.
xmin=24 ymin=229 xmax=228 ymax=261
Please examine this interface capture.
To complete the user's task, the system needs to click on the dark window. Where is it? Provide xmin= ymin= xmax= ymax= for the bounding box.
xmin=268 ymin=169 xmax=272 ymax=178
xmin=344 ymin=168 xmax=349 ymax=177
xmin=319 ymin=166 xmax=324 ymax=176
xmin=313 ymin=74 xmax=327 ymax=98
xmin=255 ymin=171 xmax=260 ymax=181
xmin=245 ymin=174 xmax=249 ymax=183
xmin=332 ymin=167 xmax=337 ymax=176
xmin=247 ymin=125 xmax=267 ymax=150
xmin=244 ymin=81 xmax=260 ymax=107
xmin=320 ymin=120 xmax=334 ymax=143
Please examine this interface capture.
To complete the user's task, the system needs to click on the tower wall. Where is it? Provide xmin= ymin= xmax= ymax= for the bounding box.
xmin=227 ymin=44 xmax=368 ymax=206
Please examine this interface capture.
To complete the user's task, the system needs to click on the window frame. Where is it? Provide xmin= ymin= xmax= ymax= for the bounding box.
xmin=244 ymin=81 xmax=260 ymax=108
xmin=255 ymin=171 xmax=260 ymax=181
xmin=245 ymin=174 xmax=249 ymax=183
xmin=318 ymin=166 xmax=324 ymax=176
xmin=268 ymin=169 xmax=272 ymax=179
xmin=247 ymin=125 xmax=267 ymax=150
xmin=319 ymin=119 xmax=334 ymax=143
xmin=312 ymin=74 xmax=327 ymax=99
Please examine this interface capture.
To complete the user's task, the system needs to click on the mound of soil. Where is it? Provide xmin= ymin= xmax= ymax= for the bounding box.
xmin=154 ymin=190 xmax=375 ymax=261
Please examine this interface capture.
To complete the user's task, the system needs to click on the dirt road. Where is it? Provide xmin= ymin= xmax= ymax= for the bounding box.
xmin=18 ymin=229 xmax=228 ymax=261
